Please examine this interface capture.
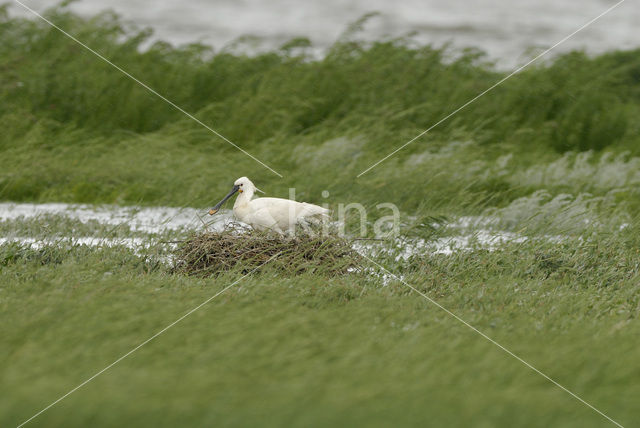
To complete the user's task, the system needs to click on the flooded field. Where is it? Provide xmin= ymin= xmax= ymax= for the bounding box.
xmin=1 ymin=202 xmax=565 ymax=257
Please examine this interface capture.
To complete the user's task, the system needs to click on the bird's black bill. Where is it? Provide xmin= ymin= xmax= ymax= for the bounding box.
xmin=208 ymin=185 xmax=240 ymax=215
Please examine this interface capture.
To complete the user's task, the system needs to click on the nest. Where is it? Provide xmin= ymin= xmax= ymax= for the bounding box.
xmin=172 ymin=228 xmax=361 ymax=277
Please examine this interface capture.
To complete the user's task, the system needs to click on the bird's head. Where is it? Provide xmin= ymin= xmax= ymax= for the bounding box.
xmin=233 ymin=176 xmax=254 ymax=194
xmin=208 ymin=176 xmax=262 ymax=215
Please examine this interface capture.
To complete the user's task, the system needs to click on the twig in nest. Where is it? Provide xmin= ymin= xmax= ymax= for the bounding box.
xmin=171 ymin=228 xmax=361 ymax=277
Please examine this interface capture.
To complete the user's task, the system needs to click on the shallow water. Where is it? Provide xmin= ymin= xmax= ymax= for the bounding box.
xmin=0 ymin=202 xmax=231 ymax=234
xmin=11 ymin=0 xmax=638 ymax=69
xmin=0 ymin=202 xmax=534 ymax=256
xmin=0 ymin=236 xmax=151 ymax=250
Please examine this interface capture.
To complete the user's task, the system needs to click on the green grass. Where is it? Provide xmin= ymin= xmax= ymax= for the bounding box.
xmin=1 ymin=4 xmax=640 ymax=215
xmin=1 ymin=240 xmax=639 ymax=427
xmin=2 ymin=4 xmax=640 ymax=427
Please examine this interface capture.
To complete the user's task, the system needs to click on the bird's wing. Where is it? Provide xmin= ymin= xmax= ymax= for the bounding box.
xmin=248 ymin=197 xmax=287 ymax=210
xmin=257 ymin=199 xmax=329 ymax=219
xmin=247 ymin=198 xmax=329 ymax=230
xmin=298 ymin=202 xmax=330 ymax=218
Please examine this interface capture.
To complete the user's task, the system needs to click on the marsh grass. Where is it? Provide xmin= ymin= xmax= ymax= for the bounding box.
xmin=1 ymin=235 xmax=639 ymax=427
xmin=0 ymin=240 xmax=163 ymax=273
xmin=2 ymin=5 xmax=640 ymax=427
xmin=1 ymin=5 xmax=640 ymax=216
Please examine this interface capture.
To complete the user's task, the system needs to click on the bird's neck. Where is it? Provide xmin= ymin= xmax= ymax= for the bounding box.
xmin=234 ymin=189 xmax=253 ymax=209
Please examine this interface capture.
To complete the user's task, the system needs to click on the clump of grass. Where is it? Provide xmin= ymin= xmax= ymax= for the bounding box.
xmin=172 ymin=228 xmax=361 ymax=276
xmin=0 ymin=242 xmax=69 ymax=266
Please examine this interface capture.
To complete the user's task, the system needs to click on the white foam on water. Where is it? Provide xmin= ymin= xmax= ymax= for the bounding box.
xmin=0 ymin=202 xmax=233 ymax=234
xmin=354 ymin=229 xmax=531 ymax=261
xmin=1 ymin=203 xmax=565 ymax=258
xmin=0 ymin=236 xmax=152 ymax=250
xmin=0 ymin=236 xmax=179 ymax=265
xmin=401 ymin=230 xmax=529 ymax=258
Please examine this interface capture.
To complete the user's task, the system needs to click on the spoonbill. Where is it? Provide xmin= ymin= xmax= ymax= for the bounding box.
xmin=208 ymin=177 xmax=329 ymax=234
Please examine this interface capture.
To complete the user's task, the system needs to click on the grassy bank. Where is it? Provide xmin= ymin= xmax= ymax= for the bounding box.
xmin=1 ymin=240 xmax=639 ymax=427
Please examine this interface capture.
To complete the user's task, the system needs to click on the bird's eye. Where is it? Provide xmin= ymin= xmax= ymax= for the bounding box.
xmin=239 ymin=183 xmax=243 ymax=186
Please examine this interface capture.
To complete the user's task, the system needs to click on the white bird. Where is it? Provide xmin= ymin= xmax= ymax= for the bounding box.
xmin=208 ymin=177 xmax=329 ymax=234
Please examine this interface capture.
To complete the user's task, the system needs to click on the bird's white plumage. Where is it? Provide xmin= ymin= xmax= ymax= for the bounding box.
xmin=227 ymin=177 xmax=329 ymax=233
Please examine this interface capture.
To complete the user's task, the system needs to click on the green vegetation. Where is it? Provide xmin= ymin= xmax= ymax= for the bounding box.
xmin=1 ymin=237 xmax=639 ymax=427
xmin=1 ymin=4 xmax=640 ymax=216
xmin=1 ymin=4 xmax=640 ymax=427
